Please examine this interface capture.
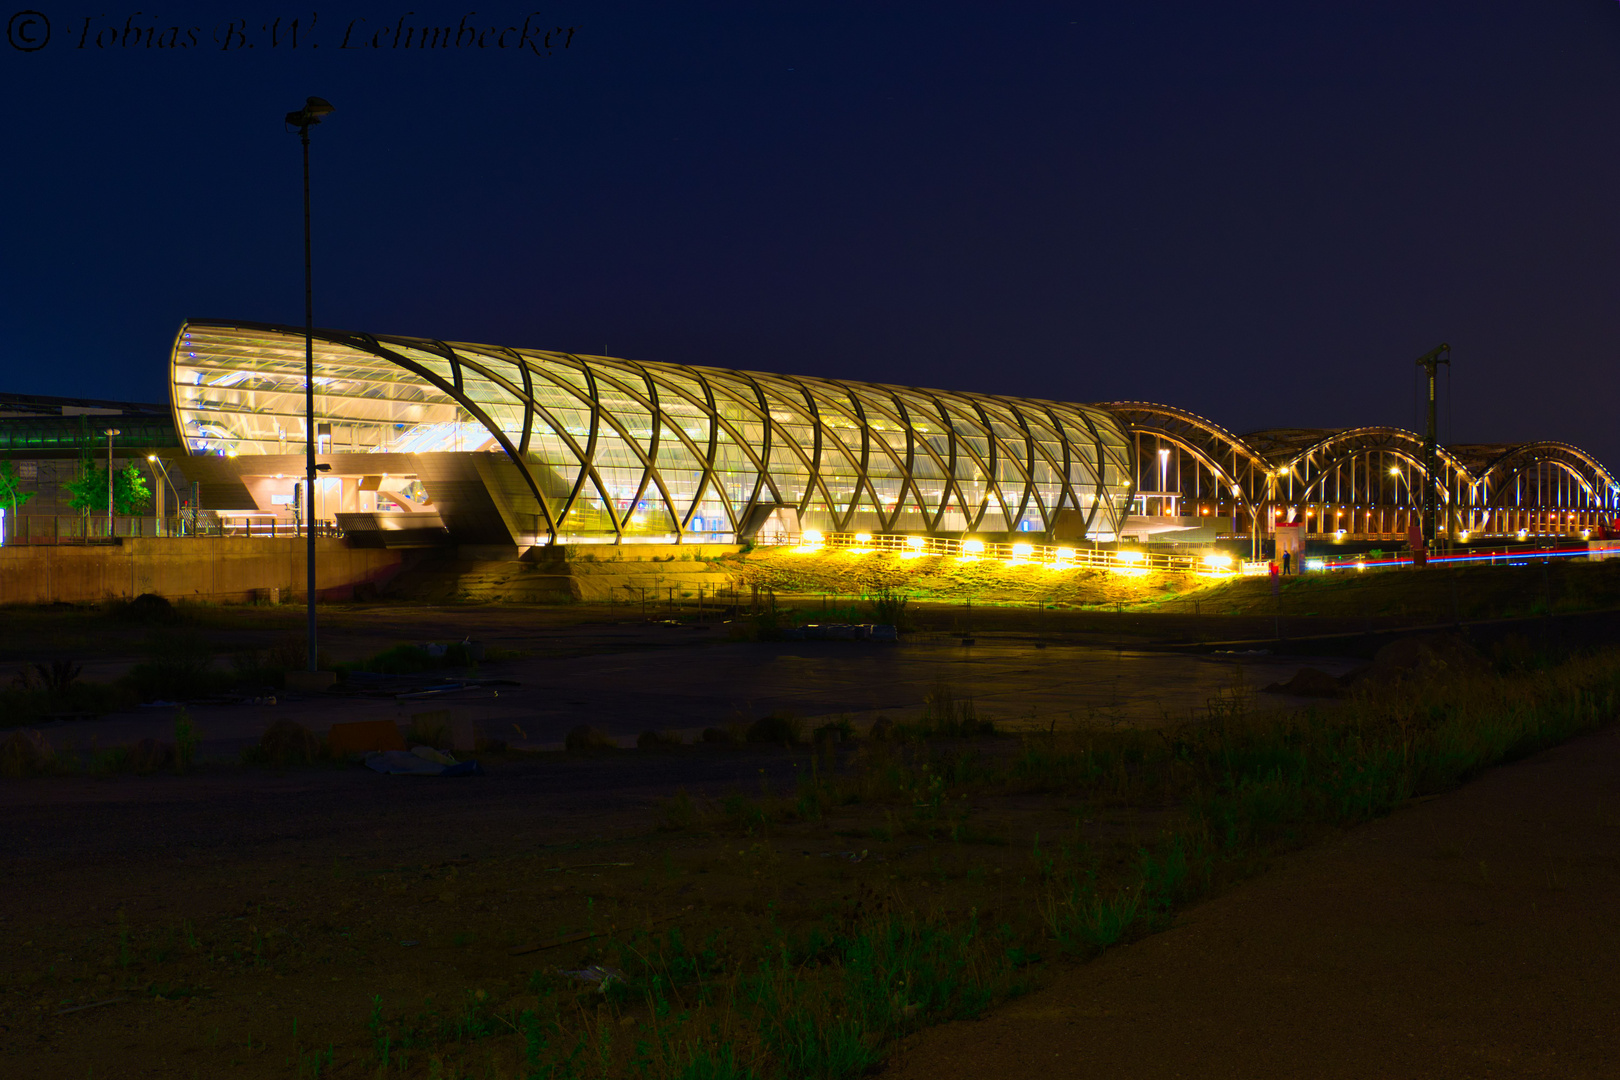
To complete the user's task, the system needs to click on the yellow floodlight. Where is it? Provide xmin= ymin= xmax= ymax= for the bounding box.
xmin=1115 ymin=549 xmax=1144 ymax=564
xmin=1011 ymin=542 xmax=1034 ymax=558
xmin=854 ymin=532 xmax=872 ymax=543
xmin=800 ymin=528 xmax=823 ymax=545
xmin=962 ymin=539 xmax=985 ymax=554
xmin=906 ymin=536 xmax=925 ymax=550
xmin=1056 ymin=546 xmax=1076 ymax=560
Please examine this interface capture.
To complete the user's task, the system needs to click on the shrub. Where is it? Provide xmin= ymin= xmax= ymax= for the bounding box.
xmin=637 ymin=729 xmax=685 ymax=750
xmin=113 ymin=593 xmax=180 ymax=625
xmin=564 ymin=725 xmax=618 ymax=752
xmin=747 ymin=712 xmax=802 ymax=746
xmin=813 ymin=717 xmax=857 ymax=745
xmin=869 ymin=589 xmax=915 ymax=631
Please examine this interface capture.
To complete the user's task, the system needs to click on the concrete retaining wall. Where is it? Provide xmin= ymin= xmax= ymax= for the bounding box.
xmin=387 ymin=544 xmax=742 ymax=604
xmin=0 ymin=537 xmax=405 ymax=606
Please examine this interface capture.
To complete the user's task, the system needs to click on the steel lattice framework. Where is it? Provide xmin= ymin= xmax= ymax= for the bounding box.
xmin=1107 ymin=403 xmax=1620 ymax=541
xmin=172 ymin=320 xmax=1135 ymax=544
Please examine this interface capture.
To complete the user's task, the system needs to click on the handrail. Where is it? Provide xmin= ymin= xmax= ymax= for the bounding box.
xmin=754 ymin=531 xmax=1216 ymax=574
xmin=0 ymin=514 xmax=343 ymax=544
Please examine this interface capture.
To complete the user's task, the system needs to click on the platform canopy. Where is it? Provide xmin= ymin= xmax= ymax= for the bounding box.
xmin=171 ymin=320 xmax=1137 ymax=545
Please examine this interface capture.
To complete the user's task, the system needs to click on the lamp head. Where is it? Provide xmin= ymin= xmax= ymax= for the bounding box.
xmin=285 ymin=96 xmax=336 ymax=128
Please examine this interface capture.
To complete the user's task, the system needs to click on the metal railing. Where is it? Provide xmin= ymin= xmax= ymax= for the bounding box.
xmin=755 ymin=531 xmax=1213 ymax=574
xmin=1 ymin=513 xmax=341 ymax=544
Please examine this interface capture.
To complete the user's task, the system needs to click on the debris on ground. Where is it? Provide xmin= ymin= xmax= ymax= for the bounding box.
xmin=363 ymin=748 xmax=484 ymax=776
xmin=328 ymin=719 xmax=406 ymax=756
xmin=559 ymin=965 xmax=625 ymax=992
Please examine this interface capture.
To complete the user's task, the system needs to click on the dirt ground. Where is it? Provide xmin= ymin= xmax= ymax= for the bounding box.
xmin=4 ymin=602 xmax=1362 ymax=762
xmin=3 ymin=591 xmax=1617 ymax=1078
xmin=0 ymin=737 xmax=1174 ymax=1079
xmin=885 ymin=723 xmax=1620 ymax=1080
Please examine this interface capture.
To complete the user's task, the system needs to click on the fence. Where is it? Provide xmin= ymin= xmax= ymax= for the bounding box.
xmin=1 ymin=513 xmax=342 ymax=545
xmin=754 ymin=531 xmax=1214 ymax=574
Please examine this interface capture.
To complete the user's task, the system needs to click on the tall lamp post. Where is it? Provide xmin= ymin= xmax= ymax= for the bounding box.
xmin=104 ymin=428 xmax=120 ymax=539
xmin=147 ymin=455 xmax=181 ymax=536
xmin=285 ymin=95 xmax=335 ymax=673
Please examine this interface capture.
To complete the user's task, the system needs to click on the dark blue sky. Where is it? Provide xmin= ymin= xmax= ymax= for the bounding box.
xmin=4 ymin=2 xmax=1619 ymax=464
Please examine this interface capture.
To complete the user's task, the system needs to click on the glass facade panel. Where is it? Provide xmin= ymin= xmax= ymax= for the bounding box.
xmin=171 ymin=321 xmax=1136 ymax=544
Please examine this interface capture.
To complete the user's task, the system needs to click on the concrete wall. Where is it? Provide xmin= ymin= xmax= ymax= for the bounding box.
xmin=386 ymin=544 xmax=742 ymax=604
xmin=0 ymin=537 xmax=404 ymax=606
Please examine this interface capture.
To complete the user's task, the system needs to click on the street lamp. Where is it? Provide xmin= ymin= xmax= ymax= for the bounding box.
xmin=1157 ymin=447 xmax=1170 ymax=516
xmin=103 ymin=428 xmax=120 ymax=538
xmin=285 ymin=94 xmax=335 ymax=673
xmin=148 ymin=455 xmax=181 ymax=536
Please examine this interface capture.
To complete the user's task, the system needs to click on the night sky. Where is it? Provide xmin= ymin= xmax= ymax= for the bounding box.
xmin=4 ymin=2 xmax=1619 ymax=466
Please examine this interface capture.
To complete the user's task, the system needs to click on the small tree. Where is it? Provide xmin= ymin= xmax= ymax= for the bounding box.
xmin=63 ymin=461 xmax=152 ymax=515
xmin=0 ymin=461 xmax=34 ymax=513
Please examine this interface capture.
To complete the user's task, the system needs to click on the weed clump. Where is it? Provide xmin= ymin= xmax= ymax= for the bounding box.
xmin=0 ymin=729 xmax=56 ymax=777
xmin=357 ymin=641 xmax=479 ymax=674
xmin=123 ymin=632 xmax=222 ymax=702
xmin=257 ymin=720 xmax=319 ymax=766
xmin=406 ymin=710 xmax=452 ymax=750
xmin=869 ymin=588 xmax=915 ymax=631
xmin=129 ymin=737 xmax=175 ymax=774
xmin=636 ymin=729 xmax=685 ymax=750
xmin=565 ymin=725 xmax=618 ymax=752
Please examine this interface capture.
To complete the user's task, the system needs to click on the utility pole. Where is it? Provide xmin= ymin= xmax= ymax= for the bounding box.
xmin=1415 ymin=343 xmax=1451 ymax=564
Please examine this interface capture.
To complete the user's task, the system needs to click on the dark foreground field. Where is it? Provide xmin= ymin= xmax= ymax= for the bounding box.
xmin=2 ymin=569 xmax=1619 ymax=1078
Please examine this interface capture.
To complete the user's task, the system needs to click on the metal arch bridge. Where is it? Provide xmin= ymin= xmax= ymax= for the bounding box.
xmin=1101 ymin=402 xmax=1620 ymax=544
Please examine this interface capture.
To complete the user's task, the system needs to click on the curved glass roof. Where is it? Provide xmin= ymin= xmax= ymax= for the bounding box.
xmin=171 ymin=320 xmax=1135 ymax=544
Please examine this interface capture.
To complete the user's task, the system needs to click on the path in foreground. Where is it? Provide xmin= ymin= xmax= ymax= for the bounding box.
xmin=888 ymin=726 xmax=1620 ymax=1079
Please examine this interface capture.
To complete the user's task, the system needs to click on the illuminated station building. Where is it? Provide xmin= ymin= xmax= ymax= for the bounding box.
xmin=3 ymin=318 xmax=1615 ymax=551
